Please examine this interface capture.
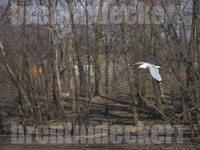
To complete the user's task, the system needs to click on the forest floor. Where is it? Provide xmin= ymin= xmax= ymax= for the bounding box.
xmin=0 ymin=95 xmax=200 ymax=149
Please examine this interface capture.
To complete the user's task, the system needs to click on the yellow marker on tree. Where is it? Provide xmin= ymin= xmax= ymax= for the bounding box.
xmin=38 ymin=66 xmax=42 ymax=75
xmin=33 ymin=66 xmax=37 ymax=74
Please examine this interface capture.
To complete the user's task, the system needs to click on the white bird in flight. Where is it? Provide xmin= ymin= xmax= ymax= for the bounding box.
xmin=128 ymin=62 xmax=162 ymax=84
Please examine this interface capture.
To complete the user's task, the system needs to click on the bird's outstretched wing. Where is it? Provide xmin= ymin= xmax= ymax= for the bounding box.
xmin=129 ymin=62 xmax=149 ymax=66
xmin=148 ymin=66 xmax=162 ymax=83
xmin=134 ymin=62 xmax=148 ymax=65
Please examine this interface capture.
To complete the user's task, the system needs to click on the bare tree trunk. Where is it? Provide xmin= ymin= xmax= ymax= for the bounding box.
xmin=120 ymin=23 xmax=139 ymax=124
xmin=67 ymin=39 xmax=81 ymax=133
xmin=0 ymin=113 xmax=3 ymax=133
xmin=153 ymin=83 xmax=164 ymax=114
xmin=194 ymin=0 xmax=200 ymax=137
xmin=186 ymin=101 xmax=196 ymax=137
xmin=18 ymin=89 xmax=26 ymax=127
xmin=52 ymin=46 xmax=60 ymax=118
xmin=112 ymin=58 xmax=116 ymax=94
xmin=48 ymin=0 xmax=60 ymax=118
xmin=94 ymin=0 xmax=104 ymax=96
xmin=185 ymin=64 xmax=196 ymax=138
xmin=197 ymin=111 xmax=200 ymax=137
xmin=94 ymin=30 xmax=103 ymax=96
xmin=105 ymin=47 xmax=109 ymax=96
xmin=183 ymin=0 xmax=200 ymax=138
xmin=150 ymin=25 xmax=164 ymax=116
xmin=125 ymin=54 xmax=139 ymax=125
xmin=20 ymin=1 xmax=29 ymax=124
xmin=66 ymin=0 xmax=86 ymax=96
xmin=104 ymin=34 xmax=110 ymax=115
xmin=55 ymin=47 xmax=62 ymax=95
xmin=85 ymin=0 xmax=93 ymax=127
xmin=180 ymin=94 xmax=188 ymax=123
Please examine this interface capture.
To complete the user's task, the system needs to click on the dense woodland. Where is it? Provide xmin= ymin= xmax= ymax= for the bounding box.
xmin=0 ymin=0 xmax=200 ymax=141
